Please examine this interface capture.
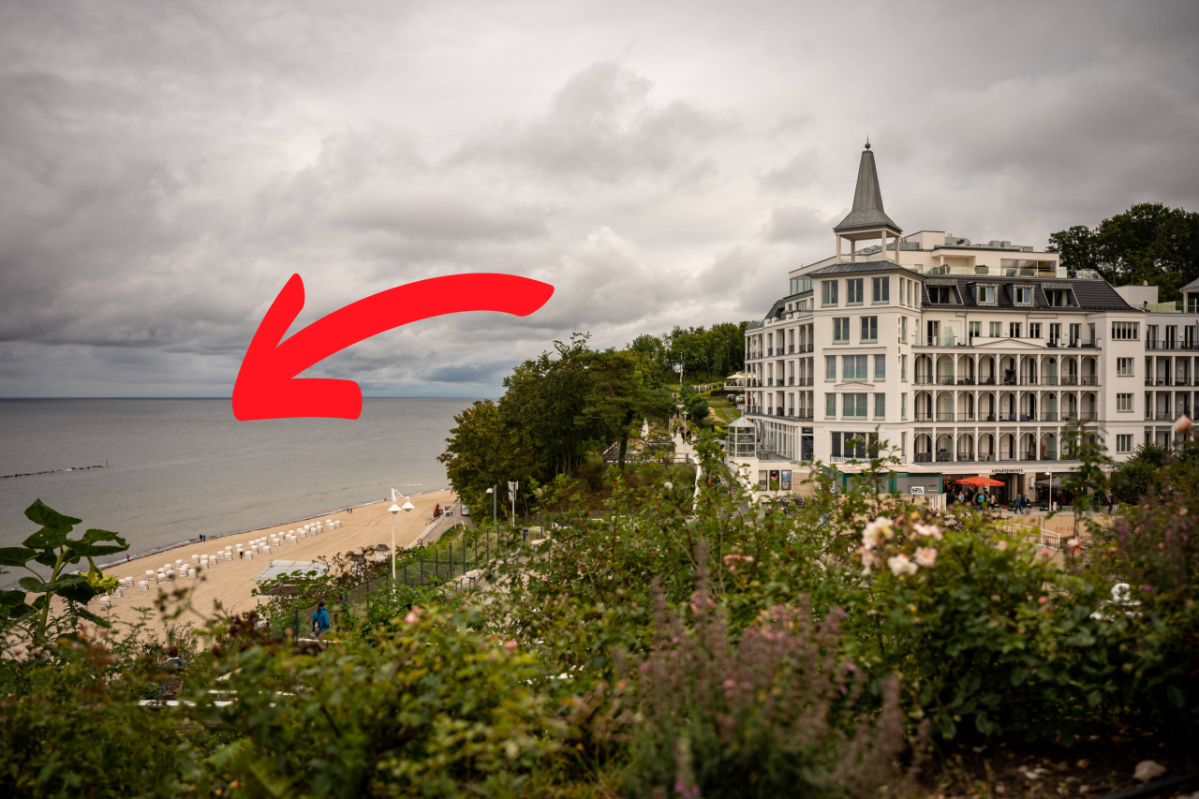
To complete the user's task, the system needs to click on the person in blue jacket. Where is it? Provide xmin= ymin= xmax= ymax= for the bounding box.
xmin=312 ymin=600 xmax=331 ymax=638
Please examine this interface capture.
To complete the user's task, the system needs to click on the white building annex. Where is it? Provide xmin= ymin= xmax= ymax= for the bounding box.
xmin=737 ymin=143 xmax=1199 ymax=502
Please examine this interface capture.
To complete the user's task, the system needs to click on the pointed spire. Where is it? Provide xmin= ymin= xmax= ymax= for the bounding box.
xmin=833 ymin=143 xmax=900 ymax=233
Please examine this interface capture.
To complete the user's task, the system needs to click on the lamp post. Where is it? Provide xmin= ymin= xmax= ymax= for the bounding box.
xmin=388 ymin=503 xmax=401 ymax=583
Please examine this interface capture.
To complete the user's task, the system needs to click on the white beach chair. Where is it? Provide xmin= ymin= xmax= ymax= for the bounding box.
xmin=138 ymin=581 xmax=148 ymax=592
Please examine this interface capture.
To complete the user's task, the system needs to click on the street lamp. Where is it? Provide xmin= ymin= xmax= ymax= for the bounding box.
xmin=388 ymin=503 xmax=401 ymax=583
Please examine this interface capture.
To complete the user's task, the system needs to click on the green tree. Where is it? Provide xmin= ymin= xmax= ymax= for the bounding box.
xmin=579 ymin=349 xmax=674 ymax=470
xmin=1050 ymin=203 xmax=1199 ymax=301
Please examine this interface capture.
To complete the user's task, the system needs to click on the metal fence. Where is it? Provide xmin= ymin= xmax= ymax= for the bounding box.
xmin=262 ymin=529 xmax=512 ymax=636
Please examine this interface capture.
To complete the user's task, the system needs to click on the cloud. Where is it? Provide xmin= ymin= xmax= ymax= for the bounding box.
xmin=762 ymin=206 xmax=835 ymax=243
xmin=450 ymin=62 xmax=734 ymax=184
xmin=0 ymin=0 xmax=1196 ymax=397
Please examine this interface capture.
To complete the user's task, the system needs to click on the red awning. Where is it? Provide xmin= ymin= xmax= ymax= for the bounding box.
xmin=954 ymin=476 xmax=1005 ymax=487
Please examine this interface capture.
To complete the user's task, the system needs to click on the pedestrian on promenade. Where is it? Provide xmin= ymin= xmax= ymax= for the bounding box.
xmin=312 ymin=601 xmax=331 ymax=638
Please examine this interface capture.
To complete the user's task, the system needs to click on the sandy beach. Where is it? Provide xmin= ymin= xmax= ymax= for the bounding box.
xmin=90 ymin=490 xmax=457 ymax=638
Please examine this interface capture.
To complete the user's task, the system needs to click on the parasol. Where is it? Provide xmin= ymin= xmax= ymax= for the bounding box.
xmin=954 ymin=476 xmax=1005 ymax=487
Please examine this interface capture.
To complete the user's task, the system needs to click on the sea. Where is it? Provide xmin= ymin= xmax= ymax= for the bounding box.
xmin=0 ymin=398 xmax=477 ymax=585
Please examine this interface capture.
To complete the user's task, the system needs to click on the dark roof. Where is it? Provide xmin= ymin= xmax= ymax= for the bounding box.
xmin=807 ymin=261 xmax=922 ymax=276
xmin=834 ymin=147 xmax=901 ymax=233
xmin=920 ymin=276 xmax=1136 ymax=312
xmin=763 ymin=297 xmax=787 ymax=321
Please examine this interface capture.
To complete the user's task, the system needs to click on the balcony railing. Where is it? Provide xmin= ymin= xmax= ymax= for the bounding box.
xmin=914 ymin=453 xmax=932 ymax=463
xmin=1156 ymin=411 xmax=1175 ymax=420
xmin=1146 ymin=341 xmax=1199 ymax=351
xmin=978 ymin=453 xmax=996 ymax=462
xmin=796 ymin=411 xmax=814 ymax=420
xmin=1080 ymin=376 xmax=1099 ymax=386
xmin=799 ymin=343 xmax=814 ymax=353
xmin=799 ymin=377 xmax=813 ymax=386
xmin=1042 ymin=411 xmax=1059 ymax=421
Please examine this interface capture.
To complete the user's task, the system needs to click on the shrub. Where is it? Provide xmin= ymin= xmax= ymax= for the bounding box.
xmin=624 ymin=577 xmax=921 ymax=798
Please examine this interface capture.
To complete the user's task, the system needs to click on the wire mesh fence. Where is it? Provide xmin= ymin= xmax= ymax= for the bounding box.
xmin=260 ymin=525 xmax=523 ymax=636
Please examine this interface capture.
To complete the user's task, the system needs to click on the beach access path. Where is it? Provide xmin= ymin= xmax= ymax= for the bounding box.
xmin=91 ymin=489 xmax=456 ymax=639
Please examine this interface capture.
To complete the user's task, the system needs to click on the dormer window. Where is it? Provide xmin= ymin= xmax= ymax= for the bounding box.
xmin=1013 ymin=285 xmax=1034 ymax=306
xmin=927 ymin=285 xmax=960 ymax=304
xmin=1044 ymin=288 xmax=1075 ymax=307
xmin=976 ymin=284 xmax=997 ymax=305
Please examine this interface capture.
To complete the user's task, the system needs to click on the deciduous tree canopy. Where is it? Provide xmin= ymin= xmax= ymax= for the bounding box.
xmin=1049 ymin=202 xmax=1199 ymax=301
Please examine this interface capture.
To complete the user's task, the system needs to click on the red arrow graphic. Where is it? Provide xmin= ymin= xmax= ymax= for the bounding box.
xmin=232 ymin=273 xmax=554 ymax=421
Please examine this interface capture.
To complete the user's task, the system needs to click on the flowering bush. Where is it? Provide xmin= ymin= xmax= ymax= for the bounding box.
xmin=843 ymin=510 xmax=1107 ymax=740
xmin=624 ymin=579 xmax=921 ymax=798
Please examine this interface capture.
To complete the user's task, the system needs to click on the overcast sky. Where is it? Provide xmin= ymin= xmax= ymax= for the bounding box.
xmin=1 ymin=0 xmax=1197 ymax=398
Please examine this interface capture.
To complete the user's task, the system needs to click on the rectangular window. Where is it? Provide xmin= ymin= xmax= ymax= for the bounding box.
xmin=872 ymin=276 xmax=889 ymax=303
xmin=1014 ymin=286 xmax=1033 ymax=305
xmin=899 ymin=278 xmax=906 ymax=306
xmin=929 ymin=286 xmax=957 ymax=304
xmin=1046 ymin=289 xmax=1072 ymax=307
xmin=834 ymin=317 xmax=850 ymax=342
xmin=826 ymin=355 xmax=837 ymax=381
xmin=976 ymin=284 xmax=996 ymax=304
xmin=843 ymin=393 xmax=868 ymax=418
xmin=1009 ymin=322 xmax=1022 ymax=338
xmin=1117 ymin=393 xmax=1133 ymax=412
xmin=989 ymin=321 xmax=1001 ymax=337
xmin=1117 ymin=434 xmax=1132 ymax=453
xmin=821 ymin=280 xmax=838 ymax=306
xmin=847 ymin=278 xmax=864 ymax=304
xmin=874 ymin=354 xmax=886 ymax=380
xmin=908 ymin=281 xmax=913 ymax=306
xmin=900 ymin=316 xmax=908 ymax=342
xmin=901 ymin=354 xmax=907 ymax=381
xmin=1118 ymin=358 xmax=1134 ymax=376
xmin=969 ymin=321 xmax=981 ymax=339
xmin=1029 ymin=323 xmax=1042 ymax=339
xmin=874 ymin=393 xmax=886 ymax=419
xmin=901 ymin=393 xmax=907 ymax=420
xmin=825 ymin=393 xmax=836 ymax=418
xmin=1112 ymin=321 xmax=1139 ymax=340
xmin=861 ymin=315 xmax=878 ymax=342
xmin=843 ymin=355 xmax=868 ymax=381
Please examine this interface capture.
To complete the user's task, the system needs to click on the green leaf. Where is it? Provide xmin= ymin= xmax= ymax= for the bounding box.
xmin=24 ymin=500 xmax=81 ymax=531
xmin=72 ymin=606 xmax=111 ymax=628
xmin=0 ymin=589 xmax=28 ymax=608
xmin=1167 ymin=685 xmax=1185 ymax=709
xmin=1010 ymin=667 xmax=1029 ymax=686
xmin=64 ymin=529 xmax=128 ymax=558
xmin=1087 ymin=689 xmax=1103 ymax=707
xmin=7 ymin=603 xmax=36 ymax=620
xmin=57 ymin=578 xmax=99 ymax=604
xmin=23 ymin=526 xmax=69 ymax=550
xmin=31 ymin=551 xmax=58 ymax=568
xmin=0 ymin=547 xmax=36 ymax=567
xmin=18 ymin=574 xmax=89 ymax=596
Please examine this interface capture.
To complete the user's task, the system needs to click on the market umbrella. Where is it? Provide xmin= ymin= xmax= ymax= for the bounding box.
xmin=954 ymin=476 xmax=1005 ymax=487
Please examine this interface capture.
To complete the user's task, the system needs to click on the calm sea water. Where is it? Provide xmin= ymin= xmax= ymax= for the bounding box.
xmin=0 ymin=398 xmax=475 ymax=582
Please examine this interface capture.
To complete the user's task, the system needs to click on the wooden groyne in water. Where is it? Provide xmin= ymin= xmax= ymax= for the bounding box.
xmin=1 ymin=461 xmax=108 ymax=479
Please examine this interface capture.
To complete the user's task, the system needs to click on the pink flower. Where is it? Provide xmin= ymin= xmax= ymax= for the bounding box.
xmin=403 ymin=606 xmax=422 ymax=624
xmin=888 ymin=553 xmax=918 ymax=576
xmin=503 ymin=640 xmax=518 ymax=651
xmin=862 ymin=517 xmax=893 ymax=550
xmin=914 ymin=547 xmax=938 ymax=568
xmin=859 ymin=547 xmax=880 ymax=574
xmin=995 ymin=540 xmax=1009 ymax=551
xmin=914 ymin=523 xmax=942 ymax=541
xmin=1038 ymin=596 xmax=1050 ymax=605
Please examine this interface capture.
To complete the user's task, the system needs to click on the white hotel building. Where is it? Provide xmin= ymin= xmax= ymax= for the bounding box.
xmin=737 ymin=144 xmax=1199 ymax=500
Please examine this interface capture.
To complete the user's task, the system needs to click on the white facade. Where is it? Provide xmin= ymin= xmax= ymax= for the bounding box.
xmin=738 ymin=146 xmax=1199 ymax=500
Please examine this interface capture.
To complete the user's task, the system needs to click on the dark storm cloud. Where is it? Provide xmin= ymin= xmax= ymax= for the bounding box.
xmin=0 ymin=0 xmax=1196 ymax=397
